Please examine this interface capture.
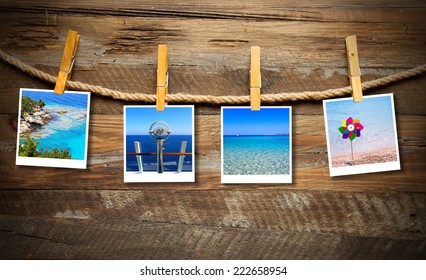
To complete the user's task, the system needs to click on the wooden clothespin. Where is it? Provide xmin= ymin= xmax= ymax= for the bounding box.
xmin=345 ymin=35 xmax=363 ymax=102
xmin=250 ymin=46 xmax=261 ymax=110
xmin=156 ymin=44 xmax=168 ymax=111
xmin=54 ymin=30 xmax=80 ymax=94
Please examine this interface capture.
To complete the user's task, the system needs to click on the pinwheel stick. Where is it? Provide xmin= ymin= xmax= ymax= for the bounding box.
xmin=339 ymin=117 xmax=363 ymax=165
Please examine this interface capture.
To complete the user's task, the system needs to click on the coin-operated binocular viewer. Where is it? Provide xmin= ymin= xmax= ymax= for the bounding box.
xmin=149 ymin=121 xmax=171 ymax=173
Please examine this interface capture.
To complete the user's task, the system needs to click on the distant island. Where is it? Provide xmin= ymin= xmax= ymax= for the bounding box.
xmin=19 ymin=96 xmax=72 ymax=159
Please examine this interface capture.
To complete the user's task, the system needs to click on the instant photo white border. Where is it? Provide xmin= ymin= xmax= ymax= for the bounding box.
xmin=15 ymin=88 xmax=91 ymax=169
xmin=323 ymin=93 xmax=401 ymax=177
xmin=123 ymin=105 xmax=195 ymax=183
xmin=221 ymin=106 xmax=292 ymax=184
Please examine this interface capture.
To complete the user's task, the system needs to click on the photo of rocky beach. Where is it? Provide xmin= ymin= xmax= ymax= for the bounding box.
xmin=323 ymin=94 xmax=400 ymax=176
xmin=17 ymin=89 xmax=90 ymax=163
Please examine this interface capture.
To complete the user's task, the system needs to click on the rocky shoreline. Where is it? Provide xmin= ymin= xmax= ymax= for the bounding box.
xmin=20 ymin=107 xmax=53 ymax=135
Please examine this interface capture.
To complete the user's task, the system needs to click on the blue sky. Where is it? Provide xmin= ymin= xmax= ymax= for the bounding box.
xmin=223 ymin=107 xmax=290 ymax=135
xmin=126 ymin=106 xmax=193 ymax=135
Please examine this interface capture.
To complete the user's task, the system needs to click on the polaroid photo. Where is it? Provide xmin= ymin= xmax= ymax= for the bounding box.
xmin=323 ymin=93 xmax=401 ymax=177
xmin=124 ymin=105 xmax=195 ymax=183
xmin=221 ymin=106 xmax=292 ymax=184
xmin=16 ymin=88 xmax=91 ymax=169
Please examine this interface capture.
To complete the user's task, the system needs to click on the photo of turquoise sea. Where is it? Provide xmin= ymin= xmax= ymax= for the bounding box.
xmin=17 ymin=89 xmax=89 ymax=162
xmin=125 ymin=106 xmax=193 ymax=176
xmin=222 ymin=107 xmax=291 ymax=177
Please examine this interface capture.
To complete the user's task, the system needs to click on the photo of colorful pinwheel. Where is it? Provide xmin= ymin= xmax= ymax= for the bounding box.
xmin=324 ymin=94 xmax=400 ymax=176
xmin=338 ymin=117 xmax=364 ymax=163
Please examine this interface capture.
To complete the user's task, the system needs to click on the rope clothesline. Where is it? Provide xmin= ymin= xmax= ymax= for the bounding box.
xmin=1 ymin=49 xmax=425 ymax=104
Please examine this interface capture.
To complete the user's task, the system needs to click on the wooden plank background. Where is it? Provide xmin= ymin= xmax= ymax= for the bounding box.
xmin=0 ymin=0 xmax=425 ymax=259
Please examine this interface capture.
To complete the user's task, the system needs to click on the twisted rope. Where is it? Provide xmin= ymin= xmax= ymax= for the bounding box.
xmin=1 ymin=49 xmax=425 ymax=104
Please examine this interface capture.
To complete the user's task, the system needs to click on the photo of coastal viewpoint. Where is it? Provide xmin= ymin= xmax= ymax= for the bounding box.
xmin=323 ymin=93 xmax=400 ymax=177
xmin=124 ymin=105 xmax=194 ymax=183
xmin=221 ymin=106 xmax=292 ymax=184
xmin=16 ymin=89 xmax=90 ymax=169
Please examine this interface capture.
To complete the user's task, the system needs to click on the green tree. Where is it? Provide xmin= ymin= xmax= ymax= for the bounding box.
xmin=37 ymin=99 xmax=46 ymax=108
xmin=18 ymin=136 xmax=41 ymax=157
xmin=41 ymin=147 xmax=71 ymax=159
xmin=19 ymin=137 xmax=72 ymax=159
xmin=21 ymin=96 xmax=46 ymax=116
xmin=21 ymin=96 xmax=35 ymax=115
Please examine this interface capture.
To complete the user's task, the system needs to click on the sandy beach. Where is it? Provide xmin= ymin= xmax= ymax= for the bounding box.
xmin=331 ymin=147 xmax=398 ymax=167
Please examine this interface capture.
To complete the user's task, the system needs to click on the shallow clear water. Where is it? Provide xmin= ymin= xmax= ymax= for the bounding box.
xmin=126 ymin=135 xmax=193 ymax=172
xmin=223 ymin=135 xmax=290 ymax=175
xmin=20 ymin=90 xmax=89 ymax=160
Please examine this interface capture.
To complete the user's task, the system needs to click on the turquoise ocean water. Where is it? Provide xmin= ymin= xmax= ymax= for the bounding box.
xmin=324 ymin=94 xmax=397 ymax=157
xmin=20 ymin=90 xmax=89 ymax=160
xmin=223 ymin=135 xmax=290 ymax=175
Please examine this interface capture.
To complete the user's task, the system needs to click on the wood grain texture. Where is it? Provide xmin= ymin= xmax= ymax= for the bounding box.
xmin=0 ymin=190 xmax=425 ymax=259
xmin=1 ymin=190 xmax=425 ymax=239
xmin=0 ymin=7 xmax=425 ymax=69
xmin=1 ymin=216 xmax=424 ymax=260
xmin=2 ymin=0 xmax=426 ymax=24
xmin=0 ymin=0 xmax=425 ymax=260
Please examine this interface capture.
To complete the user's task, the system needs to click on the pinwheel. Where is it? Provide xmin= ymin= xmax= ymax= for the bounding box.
xmin=338 ymin=117 xmax=364 ymax=162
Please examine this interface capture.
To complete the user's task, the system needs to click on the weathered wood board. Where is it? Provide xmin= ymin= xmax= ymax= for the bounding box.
xmin=0 ymin=1 xmax=425 ymax=259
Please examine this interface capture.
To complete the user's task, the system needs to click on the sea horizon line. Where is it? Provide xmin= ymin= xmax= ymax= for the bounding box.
xmin=127 ymin=134 xmax=192 ymax=136
xmin=224 ymin=134 xmax=289 ymax=137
